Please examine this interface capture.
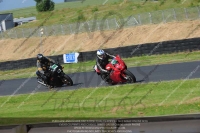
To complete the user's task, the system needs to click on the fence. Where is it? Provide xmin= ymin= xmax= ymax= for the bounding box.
xmin=0 ymin=6 xmax=200 ymax=39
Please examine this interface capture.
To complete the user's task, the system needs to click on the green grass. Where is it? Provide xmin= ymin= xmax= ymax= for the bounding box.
xmin=0 ymin=51 xmax=200 ymax=80
xmin=0 ymin=0 xmax=127 ymax=18
xmin=0 ymin=0 xmax=122 ymax=18
xmin=0 ymin=78 xmax=200 ymax=125
xmin=1 ymin=0 xmax=196 ymax=28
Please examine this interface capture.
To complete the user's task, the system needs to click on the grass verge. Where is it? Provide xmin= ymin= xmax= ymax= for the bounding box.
xmin=0 ymin=78 xmax=199 ymax=125
xmin=0 ymin=51 xmax=200 ymax=80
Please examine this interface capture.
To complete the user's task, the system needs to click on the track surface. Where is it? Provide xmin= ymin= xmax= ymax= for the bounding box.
xmin=27 ymin=120 xmax=200 ymax=133
xmin=1 ymin=119 xmax=200 ymax=133
xmin=0 ymin=61 xmax=200 ymax=96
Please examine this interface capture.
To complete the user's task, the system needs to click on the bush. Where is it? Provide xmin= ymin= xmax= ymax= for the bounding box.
xmin=77 ymin=10 xmax=86 ymax=22
xmin=112 ymin=2 xmax=118 ymax=5
xmin=159 ymin=0 xmax=165 ymax=6
xmin=190 ymin=0 xmax=200 ymax=6
xmin=91 ymin=7 xmax=98 ymax=13
xmin=35 ymin=0 xmax=55 ymax=12
xmin=174 ymin=0 xmax=181 ymax=3
xmin=108 ymin=10 xmax=115 ymax=15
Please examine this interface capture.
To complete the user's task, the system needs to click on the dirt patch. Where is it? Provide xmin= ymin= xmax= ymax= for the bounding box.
xmin=186 ymin=97 xmax=200 ymax=104
xmin=0 ymin=20 xmax=200 ymax=61
xmin=137 ymin=112 xmax=145 ymax=116
xmin=111 ymin=106 xmax=121 ymax=113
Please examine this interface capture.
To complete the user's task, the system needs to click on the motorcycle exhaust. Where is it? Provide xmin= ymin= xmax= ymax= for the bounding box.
xmin=37 ymin=81 xmax=48 ymax=87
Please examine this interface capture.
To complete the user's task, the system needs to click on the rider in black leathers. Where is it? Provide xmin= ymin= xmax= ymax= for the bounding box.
xmin=36 ymin=54 xmax=55 ymax=85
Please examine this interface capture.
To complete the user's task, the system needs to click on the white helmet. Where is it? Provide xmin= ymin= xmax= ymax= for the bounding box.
xmin=97 ymin=49 xmax=105 ymax=60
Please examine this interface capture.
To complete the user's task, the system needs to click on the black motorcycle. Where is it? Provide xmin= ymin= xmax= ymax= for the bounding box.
xmin=37 ymin=61 xmax=73 ymax=88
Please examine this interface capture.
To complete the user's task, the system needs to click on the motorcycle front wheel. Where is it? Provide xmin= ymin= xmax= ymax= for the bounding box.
xmin=124 ymin=70 xmax=136 ymax=83
xmin=62 ymin=75 xmax=73 ymax=86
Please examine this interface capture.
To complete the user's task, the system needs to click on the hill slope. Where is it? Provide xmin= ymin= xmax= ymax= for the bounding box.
xmin=0 ymin=20 xmax=200 ymax=62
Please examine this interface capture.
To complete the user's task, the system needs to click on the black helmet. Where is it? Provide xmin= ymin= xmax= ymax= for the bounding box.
xmin=37 ymin=54 xmax=44 ymax=61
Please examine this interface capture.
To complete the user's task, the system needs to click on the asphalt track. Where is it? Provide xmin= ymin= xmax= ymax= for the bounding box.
xmin=1 ymin=115 xmax=200 ymax=133
xmin=1 ymin=120 xmax=199 ymax=133
xmin=0 ymin=61 xmax=200 ymax=96
xmin=27 ymin=120 xmax=200 ymax=133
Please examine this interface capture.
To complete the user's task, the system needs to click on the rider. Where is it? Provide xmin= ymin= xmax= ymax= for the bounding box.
xmin=96 ymin=50 xmax=115 ymax=81
xmin=36 ymin=54 xmax=55 ymax=85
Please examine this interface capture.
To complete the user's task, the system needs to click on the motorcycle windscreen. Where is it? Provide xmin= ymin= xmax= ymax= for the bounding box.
xmin=49 ymin=64 xmax=60 ymax=77
xmin=50 ymin=64 xmax=58 ymax=72
xmin=111 ymin=59 xmax=118 ymax=65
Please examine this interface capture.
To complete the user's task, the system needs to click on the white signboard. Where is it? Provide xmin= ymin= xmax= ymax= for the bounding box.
xmin=63 ymin=52 xmax=79 ymax=63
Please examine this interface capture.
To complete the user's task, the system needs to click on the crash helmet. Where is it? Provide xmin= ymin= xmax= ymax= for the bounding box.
xmin=97 ymin=49 xmax=106 ymax=60
xmin=37 ymin=54 xmax=44 ymax=61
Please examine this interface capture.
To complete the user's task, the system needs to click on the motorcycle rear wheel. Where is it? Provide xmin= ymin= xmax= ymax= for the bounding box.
xmin=124 ymin=70 xmax=136 ymax=83
xmin=62 ymin=75 xmax=73 ymax=86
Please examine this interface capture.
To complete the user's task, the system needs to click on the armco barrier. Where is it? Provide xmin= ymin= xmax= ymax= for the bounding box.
xmin=0 ymin=37 xmax=200 ymax=71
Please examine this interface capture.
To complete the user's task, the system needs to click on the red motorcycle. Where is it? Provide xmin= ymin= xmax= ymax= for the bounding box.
xmin=94 ymin=55 xmax=136 ymax=85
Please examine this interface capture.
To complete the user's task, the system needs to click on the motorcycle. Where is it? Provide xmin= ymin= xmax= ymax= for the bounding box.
xmin=94 ymin=55 xmax=136 ymax=85
xmin=37 ymin=61 xmax=73 ymax=88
